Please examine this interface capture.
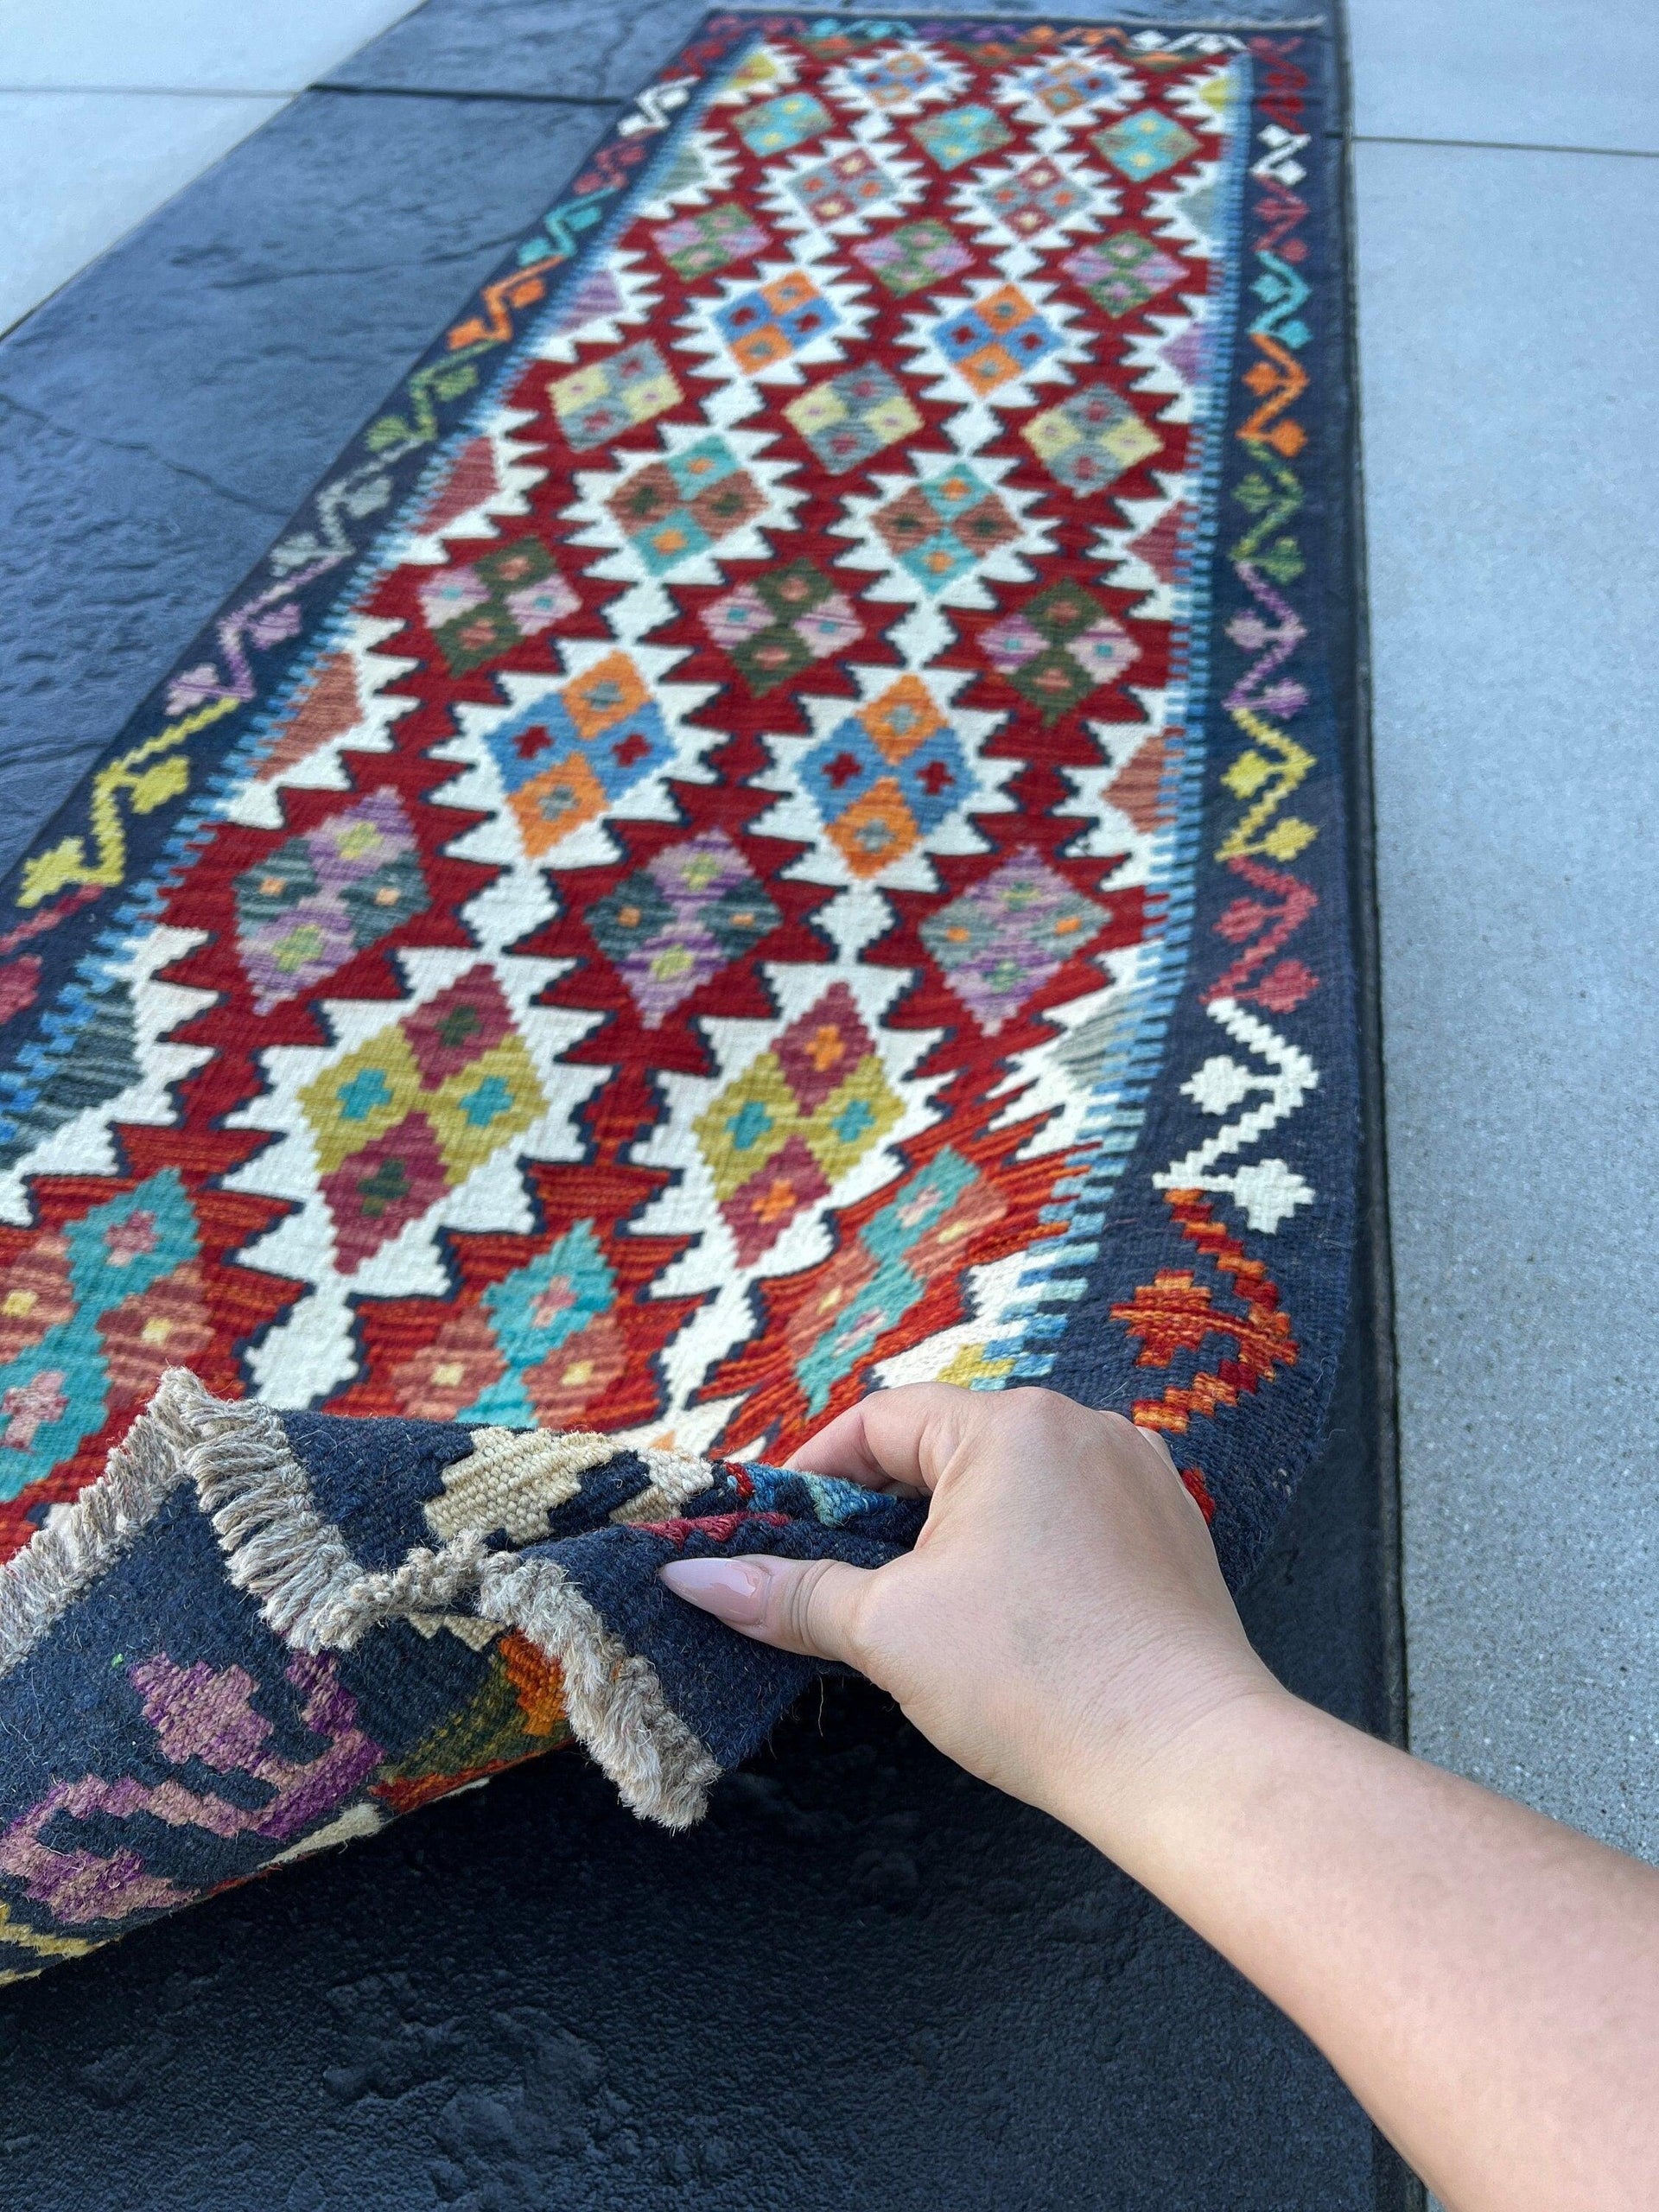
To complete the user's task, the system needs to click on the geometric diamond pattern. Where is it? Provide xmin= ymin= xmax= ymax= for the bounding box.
xmin=233 ymin=787 xmax=429 ymax=1013
xmin=715 ymin=270 xmax=841 ymax=372
xmin=871 ymin=465 xmax=1020 ymax=593
xmin=976 ymin=157 xmax=1088 ymax=238
xmin=912 ymin=103 xmax=1013 ymax=169
xmin=702 ymin=562 xmax=862 ymax=694
xmin=484 ymin=651 xmax=675 ymax=857
xmin=587 ymin=830 xmax=783 ymax=1028
xmin=843 ymin=46 xmax=953 ymax=111
xmin=790 ymin=147 xmax=893 ymax=226
xmin=0 ymin=1168 xmax=203 ymax=1484
xmin=550 ymin=339 xmax=683 ymax=453
xmin=1023 ymin=382 xmax=1162 ymax=493
xmin=1063 ymin=231 xmax=1185 ymax=317
xmin=302 ymin=967 xmax=548 ymax=1272
xmin=931 ymin=283 xmax=1062 ymax=394
xmin=919 ymin=851 xmax=1109 ymax=1032
xmin=800 ymin=674 xmax=969 ymax=876
xmin=852 ymin=216 xmax=974 ymax=295
xmin=982 ymin=580 xmax=1140 ymax=721
xmin=606 ymin=436 xmax=769 ymax=573
xmin=1093 ymin=109 xmax=1198 ymax=181
xmin=735 ymin=92 xmax=832 ymax=156
xmin=653 ymin=201 xmax=769 ymax=280
xmin=416 ymin=537 xmax=581 ymax=676
xmin=1022 ymin=54 xmax=1125 ymax=118
xmin=695 ymin=982 xmax=903 ymax=1262
xmin=784 ymin=365 xmax=924 ymax=473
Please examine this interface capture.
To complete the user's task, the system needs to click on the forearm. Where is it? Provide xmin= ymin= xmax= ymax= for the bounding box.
xmin=1080 ymin=1692 xmax=1659 ymax=2212
xmin=667 ymin=1386 xmax=1658 ymax=2203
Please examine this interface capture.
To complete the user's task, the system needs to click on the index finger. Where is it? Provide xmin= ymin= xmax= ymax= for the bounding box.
xmin=782 ymin=1382 xmax=974 ymax=1493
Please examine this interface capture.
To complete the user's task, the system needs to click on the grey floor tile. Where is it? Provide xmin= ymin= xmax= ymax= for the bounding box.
xmin=0 ymin=87 xmax=617 ymax=875
xmin=0 ymin=91 xmax=283 ymax=334
xmin=1355 ymin=137 xmax=1659 ymax=1856
xmin=0 ymin=0 xmax=420 ymax=92
xmin=1350 ymin=0 xmax=1659 ymax=154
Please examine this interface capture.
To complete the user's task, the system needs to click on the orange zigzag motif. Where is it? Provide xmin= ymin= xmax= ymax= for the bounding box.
xmin=1239 ymin=332 xmax=1307 ymax=455
xmin=1110 ymin=1190 xmax=1298 ymax=1433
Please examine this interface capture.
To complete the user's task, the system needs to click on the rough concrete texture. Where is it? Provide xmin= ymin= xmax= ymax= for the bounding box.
xmin=0 ymin=1294 xmax=1402 ymax=2212
xmin=0 ymin=2 xmax=1413 ymax=2203
xmin=0 ymin=91 xmax=617 ymax=875
xmin=0 ymin=0 xmax=422 ymax=91
xmin=1357 ymin=139 xmax=1659 ymax=1856
xmin=0 ymin=92 xmax=287 ymax=338
xmin=1349 ymin=0 xmax=1659 ymax=153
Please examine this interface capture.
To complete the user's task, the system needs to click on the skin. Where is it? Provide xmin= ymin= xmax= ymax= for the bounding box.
xmin=659 ymin=1382 xmax=1659 ymax=2212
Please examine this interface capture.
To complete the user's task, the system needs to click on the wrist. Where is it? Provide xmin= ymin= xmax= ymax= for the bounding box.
xmin=1057 ymin=1664 xmax=1306 ymax=1880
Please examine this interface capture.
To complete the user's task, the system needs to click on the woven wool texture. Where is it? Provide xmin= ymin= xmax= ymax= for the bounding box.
xmin=0 ymin=13 xmax=1352 ymax=1981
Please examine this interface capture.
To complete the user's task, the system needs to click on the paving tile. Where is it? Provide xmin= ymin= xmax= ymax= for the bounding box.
xmin=328 ymin=0 xmax=722 ymax=98
xmin=0 ymin=91 xmax=283 ymax=334
xmin=1350 ymin=0 xmax=1659 ymax=154
xmin=1355 ymin=138 xmax=1659 ymax=1855
xmin=0 ymin=0 xmax=420 ymax=93
xmin=0 ymin=88 xmax=617 ymax=878
xmin=332 ymin=0 xmax=1326 ymax=99
xmin=0 ymin=1317 xmax=1400 ymax=2212
xmin=0 ymin=23 xmax=1402 ymax=2207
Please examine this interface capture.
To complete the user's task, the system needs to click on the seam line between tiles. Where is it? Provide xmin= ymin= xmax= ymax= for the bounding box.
xmin=1353 ymin=130 xmax=1659 ymax=161
xmin=311 ymin=81 xmax=624 ymax=108
xmin=0 ymin=81 xmax=625 ymax=109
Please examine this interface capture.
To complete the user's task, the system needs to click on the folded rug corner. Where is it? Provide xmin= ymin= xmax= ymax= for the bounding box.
xmin=0 ymin=1365 xmax=926 ymax=1980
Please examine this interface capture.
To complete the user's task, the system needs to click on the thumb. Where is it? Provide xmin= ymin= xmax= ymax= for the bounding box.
xmin=659 ymin=1553 xmax=873 ymax=1665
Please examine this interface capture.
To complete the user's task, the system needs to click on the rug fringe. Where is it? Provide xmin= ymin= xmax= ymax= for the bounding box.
xmin=479 ymin=1554 xmax=723 ymax=1830
xmin=0 ymin=1369 xmax=238 ymax=1679
xmin=0 ymin=1370 xmax=721 ymax=1826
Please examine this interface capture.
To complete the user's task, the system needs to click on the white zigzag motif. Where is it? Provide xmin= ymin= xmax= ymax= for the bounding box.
xmin=1154 ymin=996 xmax=1317 ymax=1233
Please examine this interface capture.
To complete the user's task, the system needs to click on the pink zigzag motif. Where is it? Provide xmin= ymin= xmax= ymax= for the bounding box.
xmin=1205 ymin=855 xmax=1319 ymax=1012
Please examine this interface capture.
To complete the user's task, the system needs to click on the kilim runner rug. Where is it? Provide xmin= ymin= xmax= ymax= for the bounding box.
xmin=0 ymin=11 xmax=1352 ymax=1980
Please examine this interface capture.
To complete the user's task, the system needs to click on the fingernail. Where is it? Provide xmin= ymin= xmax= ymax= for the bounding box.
xmin=658 ymin=1557 xmax=767 ymax=1626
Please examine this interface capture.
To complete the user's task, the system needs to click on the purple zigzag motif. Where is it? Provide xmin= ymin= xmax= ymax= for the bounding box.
xmin=0 ymin=1651 xmax=380 ymax=1926
xmin=1224 ymin=562 xmax=1309 ymax=721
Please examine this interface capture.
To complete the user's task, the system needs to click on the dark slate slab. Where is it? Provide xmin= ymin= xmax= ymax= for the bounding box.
xmin=0 ymin=12 xmax=1414 ymax=2207
xmin=328 ymin=0 xmax=716 ymax=98
xmin=330 ymin=0 xmax=1332 ymax=103
xmin=0 ymin=1287 xmax=1406 ymax=2212
xmin=0 ymin=89 xmax=616 ymax=880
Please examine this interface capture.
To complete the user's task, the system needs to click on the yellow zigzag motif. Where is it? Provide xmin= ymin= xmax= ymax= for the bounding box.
xmin=18 ymin=701 xmax=236 ymax=908
xmin=1215 ymin=318 xmax=1317 ymax=866
xmin=0 ymin=1899 xmax=94 ymax=1976
xmin=1217 ymin=708 xmax=1316 ymax=863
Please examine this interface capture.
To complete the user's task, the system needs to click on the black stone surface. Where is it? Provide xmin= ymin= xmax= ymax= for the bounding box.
xmin=328 ymin=0 xmax=1327 ymax=101
xmin=0 ymin=90 xmax=617 ymax=876
xmin=0 ymin=4 xmax=1421 ymax=2204
xmin=0 ymin=1278 xmax=1408 ymax=2212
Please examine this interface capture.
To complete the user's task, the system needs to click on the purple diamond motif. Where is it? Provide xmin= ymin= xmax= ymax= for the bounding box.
xmin=920 ymin=850 xmax=1106 ymax=1033
xmin=588 ymin=830 xmax=782 ymax=1028
xmin=234 ymin=788 xmax=430 ymax=1014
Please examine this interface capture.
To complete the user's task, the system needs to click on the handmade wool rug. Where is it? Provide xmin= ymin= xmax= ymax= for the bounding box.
xmin=0 ymin=11 xmax=1352 ymax=1981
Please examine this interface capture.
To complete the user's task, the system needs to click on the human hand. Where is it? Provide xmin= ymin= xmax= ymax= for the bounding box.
xmin=658 ymin=1383 xmax=1285 ymax=1857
